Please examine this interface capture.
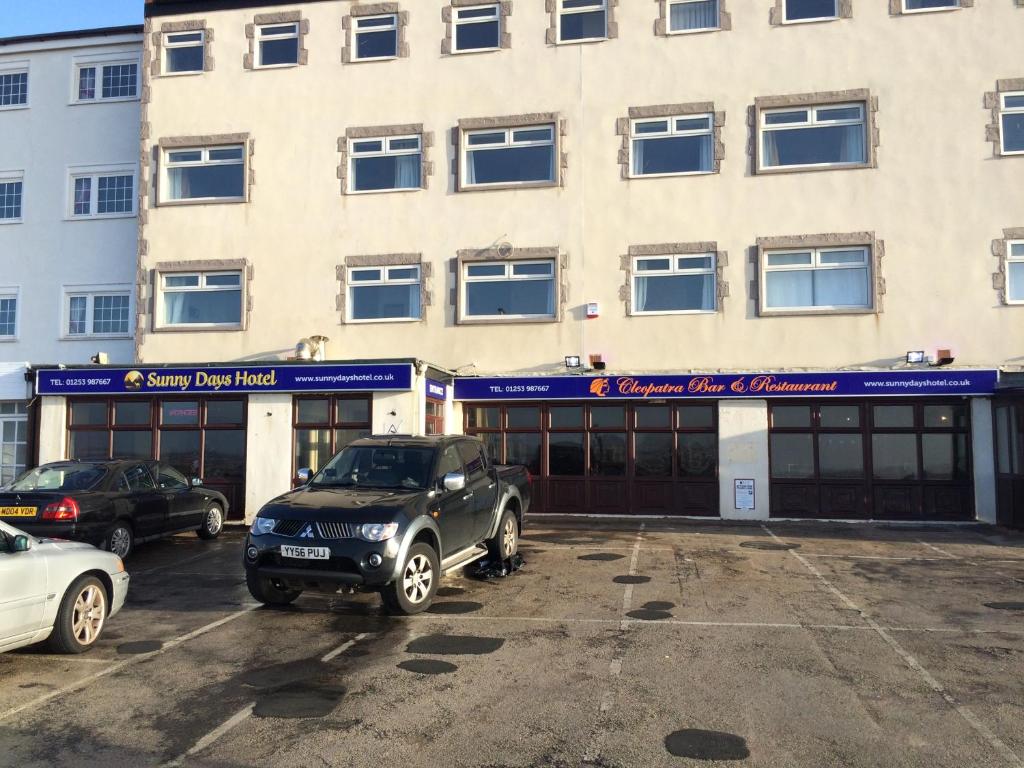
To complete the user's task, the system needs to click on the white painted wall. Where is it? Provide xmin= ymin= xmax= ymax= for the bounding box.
xmin=244 ymin=393 xmax=293 ymax=522
xmin=36 ymin=395 xmax=66 ymax=464
xmin=971 ymin=398 xmax=996 ymax=524
xmin=718 ymin=400 xmax=770 ymax=521
xmin=372 ymin=390 xmax=417 ymax=436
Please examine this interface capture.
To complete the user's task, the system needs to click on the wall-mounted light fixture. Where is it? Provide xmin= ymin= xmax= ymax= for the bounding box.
xmin=906 ymin=351 xmax=926 ymax=364
xmin=90 ymin=352 xmax=109 ymax=365
xmin=564 ymin=355 xmax=581 ymax=369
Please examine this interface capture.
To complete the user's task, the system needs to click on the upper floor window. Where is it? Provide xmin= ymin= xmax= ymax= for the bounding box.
xmin=461 ymin=124 xmax=556 ymax=189
xmin=159 ymin=272 xmax=242 ymax=328
xmin=349 ymin=135 xmax=421 ymax=193
xmin=1000 ymin=93 xmax=1024 ymax=156
xmin=348 ymin=265 xmax=421 ymax=322
xmin=354 ymin=15 xmax=399 ymax=60
xmin=630 ymin=114 xmax=714 ymax=177
xmin=559 ymin=0 xmax=607 ymax=43
xmin=70 ymin=167 xmax=136 ymax=218
xmin=0 ymin=294 xmax=17 ymax=339
xmin=668 ymin=0 xmax=720 ymax=32
xmin=462 ymin=260 xmax=556 ymax=320
xmin=0 ymin=174 xmax=23 ymax=223
xmin=162 ymin=145 xmax=245 ymax=203
xmin=902 ymin=0 xmax=959 ymax=11
xmin=784 ymin=0 xmax=838 ymax=22
xmin=164 ymin=31 xmax=205 ymax=73
xmin=1007 ymin=241 xmax=1024 ymax=304
xmin=763 ymin=247 xmax=871 ymax=312
xmin=633 ymin=255 xmax=716 ymax=315
xmin=0 ymin=66 xmax=28 ymax=108
xmin=454 ymin=4 xmax=501 ymax=51
xmin=258 ymin=23 xmax=299 ymax=66
xmin=66 ymin=289 xmax=132 ymax=337
xmin=760 ymin=103 xmax=866 ymax=170
xmin=75 ymin=60 xmax=138 ymax=102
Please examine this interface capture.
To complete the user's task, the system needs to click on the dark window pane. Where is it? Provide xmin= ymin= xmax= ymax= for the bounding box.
xmin=506 ymin=433 xmax=541 ymax=474
xmin=636 ymin=406 xmax=671 ymax=429
xmin=873 ymin=405 xmax=914 ymax=428
xmin=352 ymin=155 xmax=421 ymax=192
xmin=158 ymin=465 xmax=190 ymax=490
xmin=457 ymin=441 xmax=487 ymax=480
xmin=762 ymin=124 xmax=865 ymax=167
xmin=466 ymin=145 xmax=555 ymax=185
xmin=335 ymin=428 xmax=370 ymax=451
xmin=590 ymin=433 xmax=626 ymax=476
xmin=634 ymin=135 xmax=712 ymax=175
xmin=465 ymin=277 xmax=554 ymax=317
xmin=560 ymin=9 xmax=606 ymax=40
xmin=466 ymin=406 xmax=499 ymax=429
xmin=550 ymin=406 xmax=583 ymax=429
xmin=872 ymin=434 xmax=919 ymax=480
xmin=635 ymin=433 xmax=673 ymax=477
xmin=351 ymin=283 xmax=421 ymax=319
xmin=206 ymin=400 xmax=244 ymax=425
xmin=785 ymin=0 xmax=837 ymax=20
xmin=549 ymin=433 xmax=584 ymax=476
xmin=478 ymin=432 xmax=502 ymax=464
xmin=69 ymin=431 xmax=108 ymax=460
xmin=357 ymin=29 xmax=398 ymax=59
xmin=71 ymin=402 xmax=107 ymax=426
xmin=114 ymin=401 xmax=150 ymax=426
xmin=159 ymin=430 xmax=201 ymax=476
xmin=162 ymin=401 xmax=199 ymax=425
xmin=167 ymin=164 xmax=244 ymax=200
xmin=295 ymin=428 xmax=332 ymax=473
xmin=204 ymin=430 xmax=246 ymax=482
xmin=167 ymin=45 xmax=204 ymax=73
xmin=923 ymin=405 xmax=967 ymax=429
xmin=591 ymin=406 xmax=626 ymax=429
xmin=819 ymin=405 xmax=860 ymax=429
xmin=922 ymin=434 xmax=969 ymax=480
xmin=1003 ymin=114 xmax=1024 ymax=153
xmin=770 ymin=434 xmax=814 ymax=478
xmin=678 ymin=433 xmax=717 ymax=479
xmin=455 ymin=19 xmax=500 ymax=50
xmin=112 ymin=431 xmax=152 ymax=460
xmin=772 ymin=406 xmax=811 ymax=428
xmin=336 ymin=398 xmax=370 ymax=425
xmin=818 ymin=434 xmax=863 ymax=479
xmin=260 ymin=37 xmax=299 ymax=65
xmin=506 ymin=407 xmax=540 ymax=428
xmin=297 ymin=399 xmax=330 ymax=425
xmin=634 ymin=273 xmax=715 ymax=312
xmin=678 ymin=406 xmax=714 ymax=430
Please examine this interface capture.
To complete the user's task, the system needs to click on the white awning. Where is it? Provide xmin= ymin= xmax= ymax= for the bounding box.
xmin=0 ymin=362 xmax=29 ymax=401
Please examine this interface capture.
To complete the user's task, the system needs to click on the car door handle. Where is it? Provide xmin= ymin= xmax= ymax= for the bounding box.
xmin=462 ymin=492 xmax=474 ymax=500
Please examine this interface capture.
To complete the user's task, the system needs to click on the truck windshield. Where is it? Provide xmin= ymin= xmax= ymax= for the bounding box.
xmin=312 ymin=446 xmax=434 ymax=490
xmin=10 ymin=464 xmax=107 ymax=492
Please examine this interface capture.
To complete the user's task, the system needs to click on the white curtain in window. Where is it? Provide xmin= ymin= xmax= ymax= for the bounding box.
xmin=164 ymin=293 xmax=188 ymax=324
xmin=671 ymin=0 xmax=718 ymax=30
xmin=761 ymin=133 xmax=781 ymax=167
xmin=634 ymin=275 xmax=649 ymax=312
xmin=168 ymin=168 xmax=189 ymax=199
xmin=395 ymin=154 xmax=420 ymax=188
xmin=465 ymin=151 xmax=479 ymax=185
xmin=838 ymin=124 xmax=866 ymax=163
xmin=814 ymin=268 xmax=867 ymax=306
xmin=698 ymin=134 xmax=713 ymax=172
xmin=632 ymin=139 xmax=645 ymax=175
xmin=766 ymin=271 xmax=812 ymax=308
xmin=700 ymin=273 xmax=715 ymax=310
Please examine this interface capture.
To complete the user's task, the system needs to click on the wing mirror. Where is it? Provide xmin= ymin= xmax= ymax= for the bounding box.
xmin=191 ymin=477 xmax=203 ymax=487
xmin=297 ymin=467 xmax=312 ymax=484
xmin=443 ymin=472 xmax=466 ymax=493
xmin=12 ymin=535 xmax=31 ymax=553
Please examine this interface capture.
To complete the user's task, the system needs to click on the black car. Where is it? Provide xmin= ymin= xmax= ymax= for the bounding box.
xmin=0 ymin=460 xmax=229 ymax=558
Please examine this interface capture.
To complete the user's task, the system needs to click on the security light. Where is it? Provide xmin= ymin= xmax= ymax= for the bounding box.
xmin=564 ymin=355 xmax=581 ymax=368
xmin=906 ymin=351 xmax=926 ymax=364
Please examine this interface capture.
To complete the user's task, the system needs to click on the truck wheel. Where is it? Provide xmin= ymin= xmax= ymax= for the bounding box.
xmin=196 ymin=503 xmax=224 ymax=540
xmin=44 ymin=575 xmax=108 ymax=654
xmin=487 ymin=507 xmax=519 ymax=561
xmin=381 ymin=543 xmax=438 ymax=615
xmin=246 ymin=568 xmax=301 ymax=606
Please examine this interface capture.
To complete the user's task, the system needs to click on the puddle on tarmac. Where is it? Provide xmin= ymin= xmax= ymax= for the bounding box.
xmin=738 ymin=541 xmax=799 ymax=551
xmin=664 ymin=729 xmax=750 ymax=761
xmin=984 ymin=602 xmax=1024 ymax=611
xmin=436 ymin=587 xmax=466 ymax=597
xmin=578 ymin=553 xmax=626 ymax=562
xmin=613 ymin=575 xmax=651 ymax=584
xmin=426 ymin=601 xmax=484 ymax=615
xmin=406 ymin=634 xmax=505 ymax=655
xmin=398 ymin=659 xmax=459 ymax=675
xmin=643 ymin=601 xmax=675 ymax=611
xmin=117 ymin=640 xmax=164 ymax=654
xmin=626 ymin=609 xmax=672 ymax=621
xmin=253 ymin=685 xmax=346 ymax=719
xmin=240 ymin=659 xmax=328 ymax=689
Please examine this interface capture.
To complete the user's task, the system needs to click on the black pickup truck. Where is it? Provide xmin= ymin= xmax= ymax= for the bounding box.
xmin=244 ymin=435 xmax=531 ymax=614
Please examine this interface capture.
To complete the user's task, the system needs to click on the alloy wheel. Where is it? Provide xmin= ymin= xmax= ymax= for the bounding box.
xmin=402 ymin=554 xmax=434 ymax=604
xmin=503 ymin=517 xmax=517 ymax=557
xmin=206 ymin=506 xmax=223 ymax=535
xmin=72 ymin=585 xmax=106 ymax=646
xmin=110 ymin=527 xmax=131 ymax=558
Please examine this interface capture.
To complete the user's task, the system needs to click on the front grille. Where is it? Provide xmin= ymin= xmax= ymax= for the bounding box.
xmin=317 ymin=521 xmax=358 ymax=540
xmin=273 ymin=519 xmax=306 ymax=537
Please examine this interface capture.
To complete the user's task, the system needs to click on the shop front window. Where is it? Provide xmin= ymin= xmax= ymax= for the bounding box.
xmin=293 ymin=395 xmax=372 ymax=475
xmin=0 ymin=402 xmax=28 ymax=486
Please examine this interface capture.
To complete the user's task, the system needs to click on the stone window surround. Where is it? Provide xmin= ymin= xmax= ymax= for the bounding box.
xmin=750 ymin=89 xmax=880 ymax=175
xmin=619 ymin=242 xmax=728 ymax=316
xmin=991 ymin=228 xmax=1024 ymax=306
xmin=141 ymin=258 xmax=253 ymax=334
xmin=153 ymin=133 xmax=255 ymax=207
xmin=769 ymin=0 xmax=852 ymax=25
xmin=442 ymin=1 xmax=512 ymax=55
xmin=336 ymin=253 xmax=431 ymax=323
xmin=454 ymin=246 xmax=567 ymax=325
xmin=754 ymin=232 xmax=885 ymax=317
xmin=244 ymin=11 xmax=310 ymax=70
xmin=984 ymin=78 xmax=1024 ymax=159
xmin=454 ymin=112 xmax=568 ymax=192
xmin=889 ymin=0 xmax=972 ymax=14
xmin=546 ymin=0 xmax=618 ymax=45
xmin=337 ymin=123 xmax=434 ymax=194
xmin=342 ymin=3 xmax=410 ymax=63
xmin=616 ymin=102 xmax=725 ymax=179
xmin=150 ymin=20 xmax=214 ymax=76
xmin=655 ymin=0 xmax=732 ymax=35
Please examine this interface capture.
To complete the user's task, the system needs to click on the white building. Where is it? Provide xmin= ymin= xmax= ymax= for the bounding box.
xmin=0 ymin=26 xmax=142 ymax=482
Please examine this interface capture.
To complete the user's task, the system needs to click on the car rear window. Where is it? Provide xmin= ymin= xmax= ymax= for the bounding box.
xmin=10 ymin=465 xmax=107 ymax=492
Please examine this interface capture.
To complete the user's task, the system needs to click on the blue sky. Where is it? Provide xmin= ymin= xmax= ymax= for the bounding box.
xmin=2 ymin=0 xmax=144 ymax=38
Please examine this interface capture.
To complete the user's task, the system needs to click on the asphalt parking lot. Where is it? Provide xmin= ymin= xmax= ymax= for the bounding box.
xmin=2 ymin=519 xmax=1024 ymax=768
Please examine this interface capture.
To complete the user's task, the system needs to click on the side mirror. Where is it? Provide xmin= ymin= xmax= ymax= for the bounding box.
xmin=297 ymin=468 xmax=312 ymax=484
xmin=191 ymin=477 xmax=203 ymax=487
xmin=12 ymin=535 xmax=31 ymax=553
xmin=443 ymin=471 xmax=466 ymax=493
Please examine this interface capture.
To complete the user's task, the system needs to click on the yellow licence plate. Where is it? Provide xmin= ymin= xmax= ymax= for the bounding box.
xmin=0 ymin=507 xmax=37 ymax=517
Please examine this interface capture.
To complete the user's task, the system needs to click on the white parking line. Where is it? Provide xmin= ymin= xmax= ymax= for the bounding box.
xmin=917 ymin=539 xmax=960 ymax=560
xmin=132 ymin=548 xmax=224 ymax=575
xmin=801 ymin=553 xmax=949 ymax=562
xmin=764 ymin=525 xmax=1023 ymax=768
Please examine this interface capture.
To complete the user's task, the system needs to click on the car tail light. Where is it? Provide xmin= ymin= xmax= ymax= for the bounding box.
xmin=42 ymin=497 xmax=80 ymax=521
xmin=526 ymin=469 xmax=533 ymax=486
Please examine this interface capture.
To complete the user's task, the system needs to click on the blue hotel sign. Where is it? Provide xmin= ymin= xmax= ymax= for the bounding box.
xmin=36 ymin=363 xmax=413 ymax=396
xmin=454 ymin=370 xmax=999 ymax=401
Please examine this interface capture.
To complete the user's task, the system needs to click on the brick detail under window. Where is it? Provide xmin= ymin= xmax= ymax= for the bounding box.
xmin=619 ymin=242 xmax=728 ymax=315
xmin=442 ymin=1 xmax=512 ymax=54
xmin=889 ymin=0 xmax=972 ymax=14
xmin=336 ymin=124 xmax=433 ymax=193
xmin=336 ymin=253 xmax=431 ymax=322
xmin=615 ymin=103 xmax=725 ymax=179
xmin=455 ymin=246 xmax=567 ymax=324
xmin=342 ymin=3 xmax=410 ymax=62
xmin=984 ymin=78 xmax=1024 ymax=158
xmin=243 ymin=11 xmax=309 ymax=69
xmin=754 ymin=232 xmax=885 ymax=316
xmin=769 ymin=0 xmax=852 ymax=24
xmin=655 ymin=0 xmax=731 ymax=34
xmin=140 ymin=259 xmax=253 ymax=334
xmin=150 ymin=19 xmax=214 ymax=76
xmin=454 ymin=112 xmax=567 ymax=191
xmin=546 ymin=0 xmax=618 ymax=44
xmin=992 ymin=228 xmax=1024 ymax=305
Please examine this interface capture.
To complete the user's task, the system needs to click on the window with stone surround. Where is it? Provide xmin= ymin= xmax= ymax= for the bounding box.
xmin=157 ymin=135 xmax=252 ymax=205
xmin=338 ymin=253 xmax=430 ymax=324
xmin=343 ymin=4 xmax=409 ymax=63
xmin=338 ymin=124 xmax=433 ymax=194
xmin=243 ymin=12 xmax=309 ymax=69
xmin=1000 ymin=93 xmax=1024 ymax=155
xmin=450 ymin=3 xmax=503 ymax=52
xmin=457 ymin=247 xmax=564 ymax=324
xmin=890 ymin=0 xmax=970 ymax=14
xmin=548 ymin=0 xmax=617 ymax=44
xmin=456 ymin=114 xmax=564 ymax=191
xmin=632 ymin=254 xmax=716 ymax=314
xmin=152 ymin=21 xmax=214 ymax=77
xmin=992 ymin=228 xmax=1024 ymax=306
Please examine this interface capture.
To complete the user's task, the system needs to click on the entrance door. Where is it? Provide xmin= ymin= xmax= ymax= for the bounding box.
xmin=0 ymin=403 xmax=28 ymax=486
xmin=995 ymin=401 xmax=1024 ymax=529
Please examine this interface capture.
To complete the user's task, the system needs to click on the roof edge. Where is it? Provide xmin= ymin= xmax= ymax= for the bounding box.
xmin=146 ymin=0 xmax=340 ymax=17
xmin=0 ymin=25 xmax=144 ymax=48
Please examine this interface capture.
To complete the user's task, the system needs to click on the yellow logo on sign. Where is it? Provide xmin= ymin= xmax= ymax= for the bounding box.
xmin=124 ymin=371 xmax=144 ymax=390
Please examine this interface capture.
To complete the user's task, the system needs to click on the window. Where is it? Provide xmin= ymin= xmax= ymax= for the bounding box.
xmin=348 ymin=265 xmax=421 ymax=322
xmin=1000 ymin=93 xmax=1024 ymax=156
xmin=454 ymin=4 xmax=501 ymax=51
xmin=70 ymin=169 xmax=135 ymax=218
xmin=164 ymin=31 xmax=205 ymax=74
xmin=630 ymin=114 xmax=714 ymax=177
xmin=0 ymin=402 xmax=28 ymax=486
xmin=120 ymin=464 xmax=156 ymax=492
xmin=763 ymin=247 xmax=871 ymax=312
xmin=159 ymin=272 xmax=243 ymax=328
xmin=902 ymin=0 xmax=959 ymax=11
xmin=0 ymin=67 xmax=28 ymax=108
xmin=66 ymin=290 xmax=132 ymax=337
xmin=354 ymin=15 xmax=399 ymax=60
xmin=75 ymin=60 xmax=138 ymax=102
xmin=162 ymin=145 xmax=245 ymax=203
xmin=668 ymin=0 xmax=719 ymax=32
xmin=293 ymin=396 xmax=372 ymax=475
xmin=258 ymin=23 xmax=299 ymax=66
xmin=457 ymin=441 xmax=487 ymax=480
xmin=559 ymin=0 xmax=607 ymax=42
xmin=0 ymin=176 xmax=23 ymax=222
xmin=0 ymin=295 xmax=16 ymax=338
xmin=784 ymin=0 xmax=838 ymax=22
xmin=760 ymin=103 xmax=866 ymax=170
xmin=157 ymin=465 xmax=189 ymax=490
xmin=633 ymin=255 xmax=716 ymax=314
xmin=462 ymin=260 xmax=556 ymax=320
xmin=1007 ymin=241 xmax=1024 ymax=304
xmin=461 ymin=125 xmax=556 ymax=188
xmin=349 ymin=135 xmax=421 ymax=192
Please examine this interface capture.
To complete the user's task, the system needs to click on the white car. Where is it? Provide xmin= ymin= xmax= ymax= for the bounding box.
xmin=0 ymin=520 xmax=129 ymax=654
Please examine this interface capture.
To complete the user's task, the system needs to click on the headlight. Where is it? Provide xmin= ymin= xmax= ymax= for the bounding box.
xmin=359 ymin=523 xmax=399 ymax=542
xmin=251 ymin=517 xmax=277 ymax=535
xmin=114 ymin=557 xmax=125 ymax=574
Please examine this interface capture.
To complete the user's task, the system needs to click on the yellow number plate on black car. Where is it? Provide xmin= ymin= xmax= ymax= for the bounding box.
xmin=0 ymin=507 xmax=37 ymax=517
